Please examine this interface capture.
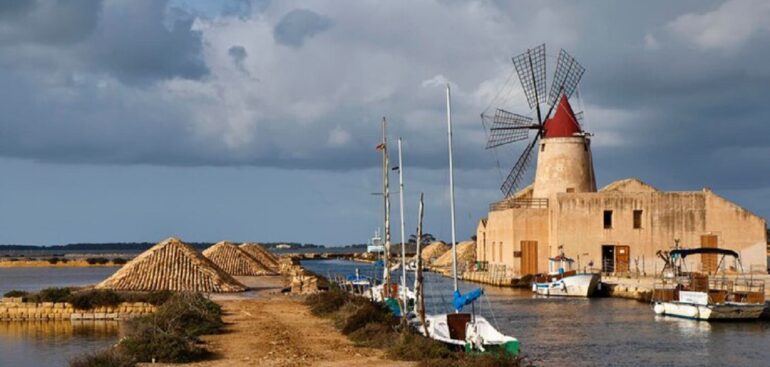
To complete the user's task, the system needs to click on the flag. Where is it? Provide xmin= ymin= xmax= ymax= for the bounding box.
xmin=375 ymin=143 xmax=386 ymax=151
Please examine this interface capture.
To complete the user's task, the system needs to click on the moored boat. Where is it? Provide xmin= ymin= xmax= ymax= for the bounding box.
xmin=532 ymin=254 xmax=600 ymax=297
xmin=652 ymin=248 xmax=766 ymax=321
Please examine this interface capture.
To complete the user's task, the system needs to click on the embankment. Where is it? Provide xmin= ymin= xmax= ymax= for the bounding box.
xmin=0 ymin=298 xmax=155 ymax=321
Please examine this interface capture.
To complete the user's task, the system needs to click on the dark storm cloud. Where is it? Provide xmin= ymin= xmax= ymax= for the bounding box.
xmin=0 ymin=0 xmax=767 ymax=198
xmin=0 ymin=0 xmax=102 ymax=45
xmin=86 ymin=1 xmax=208 ymax=83
xmin=273 ymin=9 xmax=333 ymax=47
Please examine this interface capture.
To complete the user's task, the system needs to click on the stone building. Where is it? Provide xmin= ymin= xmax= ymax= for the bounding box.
xmin=476 ymin=98 xmax=768 ymax=277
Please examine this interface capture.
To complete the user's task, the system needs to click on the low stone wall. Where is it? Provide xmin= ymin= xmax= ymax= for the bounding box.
xmin=461 ymin=271 xmax=514 ymax=287
xmin=0 ymin=299 xmax=155 ymax=321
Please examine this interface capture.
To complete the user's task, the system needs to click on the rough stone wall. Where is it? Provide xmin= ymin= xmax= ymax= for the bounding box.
xmin=479 ymin=207 xmax=549 ymax=275
xmin=532 ymin=137 xmax=596 ymax=198
xmin=0 ymin=300 xmax=155 ymax=321
xmin=479 ymin=186 xmax=768 ymax=277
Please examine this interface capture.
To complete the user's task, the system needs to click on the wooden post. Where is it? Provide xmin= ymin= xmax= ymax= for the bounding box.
xmin=414 ymin=193 xmax=428 ymax=336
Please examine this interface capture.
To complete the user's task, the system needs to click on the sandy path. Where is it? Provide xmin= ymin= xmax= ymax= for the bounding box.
xmin=151 ymin=277 xmax=413 ymax=367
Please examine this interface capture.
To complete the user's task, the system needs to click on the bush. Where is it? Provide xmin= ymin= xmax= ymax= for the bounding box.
xmin=85 ymin=257 xmax=110 ymax=265
xmin=387 ymin=332 xmax=453 ymax=361
xmin=305 ymin=285 xmax=350 ymax=316
xmin=69 ymin=349 xmax=134 ymax=367
xmin=47 ymin=257 xmax=61 ymax=264
xmin=34 ymin=287 xmax=73 ymax=303
xmin=348 ymin=322 xmax=398 ymax=348
xmin=3 ymin=290 xmax=28 ymax=298
xmin=68 ymin=289 xmax=123 ymax=310
xmin=334 ymin=300 xmax=395 ymax=335
xmin=111 ymin=258 xmax=128 ymax=265
xmin=118 ymin=292 xmax=223 ymax=363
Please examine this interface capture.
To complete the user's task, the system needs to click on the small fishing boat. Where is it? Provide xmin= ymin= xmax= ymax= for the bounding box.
xmin=532 ymin=253 xmax=600 ymax=297
xmin=652 ymin=248 xmax=766 ymax=320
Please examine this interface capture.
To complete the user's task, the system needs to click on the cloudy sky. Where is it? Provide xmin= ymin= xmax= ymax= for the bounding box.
xmin=1 ymin=0 xmax=768 ymax=246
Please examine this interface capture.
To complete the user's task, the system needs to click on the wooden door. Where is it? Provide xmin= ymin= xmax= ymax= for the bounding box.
xmin=615 ymin=245 xmax=630 ymax=273
xmin=701 ymin=235 xmax=718 ymax=273
xmin=520 ymin=241 xmax=538 ymax=275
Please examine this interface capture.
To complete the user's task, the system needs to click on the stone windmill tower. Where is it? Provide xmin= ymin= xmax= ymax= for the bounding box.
xmin=483 ymin=44 xmax=596 ymax=199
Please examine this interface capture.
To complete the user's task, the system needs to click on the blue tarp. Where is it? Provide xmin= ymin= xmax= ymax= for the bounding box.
xmin=452 ymin=288 xmax=483 ymax=312
xmin=373 ymin=260 xmax=384 ymax=267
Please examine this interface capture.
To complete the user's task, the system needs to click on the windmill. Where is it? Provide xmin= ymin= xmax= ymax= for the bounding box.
xmin=482 ymin=44 xmax=586 ymax=198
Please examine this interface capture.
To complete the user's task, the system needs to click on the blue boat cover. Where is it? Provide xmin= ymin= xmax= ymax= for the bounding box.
xmin=452 ymin=288 xmax=483 ymax=312
xmin=373 ymin=260 xmax=384 ymax=267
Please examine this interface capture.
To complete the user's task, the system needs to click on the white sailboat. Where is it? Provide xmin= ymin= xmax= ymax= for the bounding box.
xmin=418 ymin=85 xmax=519 ymax=356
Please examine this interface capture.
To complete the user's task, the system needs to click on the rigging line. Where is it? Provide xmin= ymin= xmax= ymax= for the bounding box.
xmin=480 ymin=116 xmax=506 ymax=182
xmin=483 ymin=292 xmax=501 ymax=329
xmin=482 ymin=66 xmax=517 ymax=114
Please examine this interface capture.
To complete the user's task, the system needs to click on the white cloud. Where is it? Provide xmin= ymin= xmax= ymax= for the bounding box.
xmin=667 ymin=0 xmax=770 ymax=51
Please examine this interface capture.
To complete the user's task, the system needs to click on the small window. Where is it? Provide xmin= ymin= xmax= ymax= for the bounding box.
xmin=540 ymin=144 xmax=545 ymax=152
xmin=603 ymin=210 xmax=613 ymax=229
xmin=633 ymin=210 xmax=643 ymax=229
xmin=566 ymin=187 xmax=575 ymax=193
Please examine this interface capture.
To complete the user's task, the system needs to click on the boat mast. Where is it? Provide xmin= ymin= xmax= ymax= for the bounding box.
xmin=397 ymin=138 xmax=407 ymax=308
xmin=445 ymin=84 xmax=458 ymax=292
xmin=415 ymin=192 xmax=427 ymax=335
xmin=382 ymin=117 xmax=391 ymax=297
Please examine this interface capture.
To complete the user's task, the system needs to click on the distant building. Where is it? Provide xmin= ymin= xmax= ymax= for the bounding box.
xmin=477 ymin=99 xmax=767 ymax=276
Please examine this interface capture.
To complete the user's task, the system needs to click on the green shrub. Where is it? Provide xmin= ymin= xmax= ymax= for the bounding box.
xmin=68 ymin=349 xmax=134 ymax=367
xmin=334 ymin=300 xmax=395 ymax=335
xmin=85 ymin=257 xmax=110 ymax=265
xmin=119 ymin=290 xmax=173 ymax=306
xmin=34 ymin=287 xmax=73 ymax=303
xmin=305 ymin=285 xmax=350 ymax=316
xmin=68 ymin=289 xmax=123 ymax=310
xmin=3 ymin=290 xmax=28 ymax=298
xmin=47 ymin=257 xmax=61 ymax=264
xmin=111 ymin=258 xmax=128 ymax=265
xmin=118 ymin=292 xmax=223 ymax=363
xmin=348 ymin=322 xmax=398 ymax=348
xmin=387 ymin=331 xmax=453 ymax=361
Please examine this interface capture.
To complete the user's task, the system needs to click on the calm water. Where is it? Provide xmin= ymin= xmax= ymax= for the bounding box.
xmin=0 ymin=267 xmax=120 ymax=367
xmin=303 ymin=259 xmax=770 ymax=367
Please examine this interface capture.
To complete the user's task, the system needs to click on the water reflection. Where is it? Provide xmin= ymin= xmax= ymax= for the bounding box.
xmin=303 ymin=259 xmax=770 ymax=367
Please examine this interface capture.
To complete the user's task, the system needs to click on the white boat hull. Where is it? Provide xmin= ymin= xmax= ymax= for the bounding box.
xmin=653 ymin=301 xmax=766 ymax=320
xmin=367 ymin=284 xmax=416 ymax=304
xmin=532 ymin=273 xmax=600 ymax=297
xmin=418 ymin=314 xmax=519 ymax=355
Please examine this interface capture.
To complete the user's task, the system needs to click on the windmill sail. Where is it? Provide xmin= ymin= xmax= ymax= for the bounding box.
xmin=547 ymin=49 xmax=585 ymax=108
xmin=512 ymin=43 xmax=546 ymax=111
xmin=501 ymin=137 xmax=538 ymax=197
xmin=484 ymin=109 xmax=533 ymax=148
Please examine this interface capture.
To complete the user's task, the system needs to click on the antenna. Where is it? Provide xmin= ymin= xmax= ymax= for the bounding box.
xmin=484 ymin=44 xmax=587 ymax=197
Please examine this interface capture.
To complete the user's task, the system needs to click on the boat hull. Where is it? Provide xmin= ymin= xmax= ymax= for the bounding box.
xmin=653 ymin=301 xmax=766 ymax=320
xmin=532 ymin=273 xmax=600 ymax=297
xmin=419 ymin=314 xmax=519 ymax=356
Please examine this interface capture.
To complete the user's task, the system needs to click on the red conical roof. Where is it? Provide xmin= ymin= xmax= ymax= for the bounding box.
xmin=543 ymin=95 xmax=581 ymax=138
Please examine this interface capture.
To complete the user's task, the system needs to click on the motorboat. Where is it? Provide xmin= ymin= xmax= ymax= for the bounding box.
xmin=532 ymin=254 xmax=600 ymax=297
xmin=652 ymin=248 xmax=766 ymax=320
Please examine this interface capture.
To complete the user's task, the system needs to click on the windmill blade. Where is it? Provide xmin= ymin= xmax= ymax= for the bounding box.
xmin=501 ymin=137 xmax=539 ymax=197
xmin=484 ymin=109 xmax=534 ymax=149
xmin=512 ymin=44 xmax=546 ymax=111
xmin=547 ymin=49 xmax=585 ymax=107
xmin=574 ymin=111 xmax=584 ymax=127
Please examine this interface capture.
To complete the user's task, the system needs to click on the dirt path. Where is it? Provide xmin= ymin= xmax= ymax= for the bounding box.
xmin=154 ymin=277 xmax=413 ymax=367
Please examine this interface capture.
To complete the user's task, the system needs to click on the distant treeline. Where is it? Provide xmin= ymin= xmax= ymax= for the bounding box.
xmin=0 ymin=241 xmax=368 ymax=252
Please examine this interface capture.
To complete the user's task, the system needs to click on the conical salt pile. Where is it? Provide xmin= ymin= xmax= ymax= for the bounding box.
xmin=239 ymin=243 xmax=280 ymax=273
xmin=203 ymin=241 xmax=274 ymax=276
xmin=417 ymin=241 xmax=450 ymax=264
xmin=97 ymin=237 xmax=246 ymax=292
xmin=432 ymin=241 xmax=476 ymax=268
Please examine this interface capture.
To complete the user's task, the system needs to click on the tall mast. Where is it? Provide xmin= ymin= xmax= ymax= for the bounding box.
xmin=397 ymin=138 xmax=407 ymax=308
xmin=446 ymin=84 xmax=458 ymax=292
xmin=382 ymin=117 xmax=391 ymax=297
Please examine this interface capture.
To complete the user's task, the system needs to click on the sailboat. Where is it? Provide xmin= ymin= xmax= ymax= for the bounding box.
xmin=418 ymin=85 xmax=519 ymax=356
xmin=367 ymin=125 xmax=415 ymax=314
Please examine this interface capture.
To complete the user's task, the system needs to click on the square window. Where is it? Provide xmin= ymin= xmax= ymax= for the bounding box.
xmin=603 ymin=210 xmax=613 ymax=229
